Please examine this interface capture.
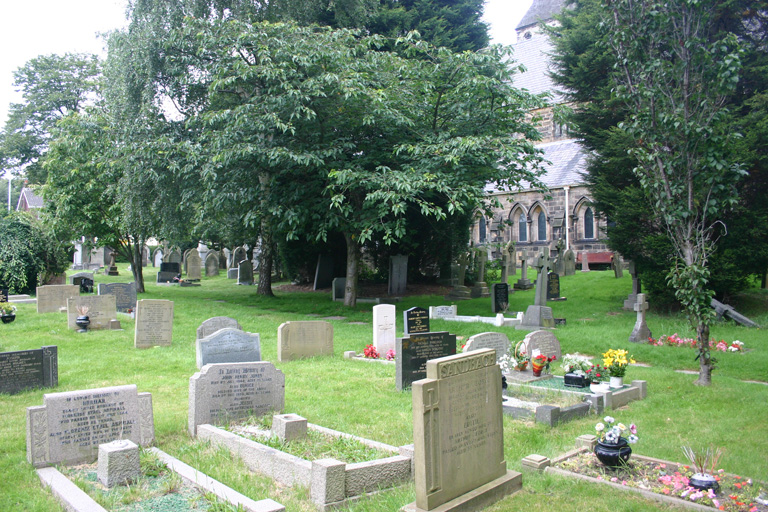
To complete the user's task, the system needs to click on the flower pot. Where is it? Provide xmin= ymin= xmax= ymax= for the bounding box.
xmin=590 ymin=382 xmax=610 ymax=394
xmin=514 ymin=361 xmax=529 ymax=371
xmin=594 ymin=438 xmax=632 ymax=468
xmin=531 ymin=363 xmax=545 ymax=377
xmin=1 ymin=314 xmax=15 ymax=324
xmin=689 ymin=473 xmax=720 ymax=493
xmin=75 ymin=315 xmax=90 ymax=333
xmin=610 ymin=376 xmax=624 ymax=388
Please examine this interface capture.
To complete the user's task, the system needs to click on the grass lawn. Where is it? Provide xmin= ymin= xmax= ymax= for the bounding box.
xmin=0 ymin=266 xmax=766 ymax=511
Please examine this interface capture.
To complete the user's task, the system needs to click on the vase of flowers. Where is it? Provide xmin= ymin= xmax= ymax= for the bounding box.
xmin=602 ymin=348 xmax=635 ymax=387
xmin=0 ymin=300 xmax=16 ymax=324
xmin=682 ymin=445 xmax=723 ymax=493
xmin=531 ymin=354 xmax=555 ymax=377
xmin=593 ymin=416 xmax=638 ymax=468
xmin=562 ymin=353 xmax=593 ymax=388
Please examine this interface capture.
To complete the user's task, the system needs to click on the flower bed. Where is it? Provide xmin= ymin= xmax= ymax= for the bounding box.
xmin=648 ymin=334 xmax=745 ymax=352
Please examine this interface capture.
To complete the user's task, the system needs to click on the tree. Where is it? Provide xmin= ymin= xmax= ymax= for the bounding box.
xmin=605 ymin=0 xmax=745 ymax=386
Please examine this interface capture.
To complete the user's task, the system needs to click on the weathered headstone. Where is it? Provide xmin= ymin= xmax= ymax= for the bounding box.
xmin=523 ymin=330 xmax=562 ymax=361
xmin=563 ymin=249 xmax=576 ymax=276
xmin=231 ymin=247 xmax=247 ymax=269
xmin=518 ymin=249 xmax=555 ymax=330
xmin=67 ymin=295 xmax=117 ymax=330
xmin=141 ymin=246 xmax=149 ymax=267
xmin=444 ymin=251 xmax=471 ymax=300
xmin=36 ymin=285 xmax=79 ymax=314
xmin=580 ymin=251 xmax=590 ymax=272
xmin=237 ymin=259 xmax=253 ymax=285
xmin=167 ymin=249 xmax=182 ymax=266
xmin=429 ymin=305 xmax=458 ymax=319
xmin=332 ymin=277 xmax=346 ymax=301
xmin=470 ymin=248 xmax=490 ymax=298
xmin=463 ymin=332 xmax=510 ymax=364
xmin=629 ymin=293 xmax=651 ymax=343
xmin=26 ymin=384 xmax=154 ymax=468
xmin=277 ymin=321 xmax=333 ymax=361
xmin=98 ymin=282 xmax=137 ymax=313
xmin=404 ymin=307 xmax=430 ymax=335
xmin=404 ymin=349 xmax=519 ymax=511
xmin=134 ymin=299 xmax=174 ymax=348
xmin=186 ymin=251 xmax=202 ymax=280
xmin=152 ymin=248 xmax=164 ymax=267
xmin=313 ymin=254 xmax=334 ymax=290
xmin=196 ymin=328 xmax=261 ymax=369
xmin=183 ymin=248 xmax=194 ymax=274
xmin=513 ymin=253 xmax=533 ymax=290
xmin=227 ymin=268 xmax=238 ymax=279
xmin=623 ymin=260 xmax=641 ymax=310
xmin=373 ymin=304 xmax=397 ymax=355
xmin=554 ymin=239 xmax=566 ymax=276
xmin=188 ymin=362 xmax=285 ymax=435
xmin=106 ymin=250 xmax=119 ymax=276
xmin=205 ymin=253 xmax=220 ymax=277
xmin=69 ymin=272 xmax=94 ymax=286
xmin=388 ymin=255 xmax=408 ymax=296
xmin=197 ymin=316 xmax=242 ymax=340
xmin=546 ymin=272 xmax=565 ymax=301
xmin=0 ymin=346 xmax=58 ymax=394
xmin=612 ymin=254 xmax=624 ymax=278
xmin=98 ymin=439 xmax=140 ymax=487
xmin=491 ymin=283 xmax=510 ymax=313
xmin=160 ymin=262 xmax=181 ymax=274
xmin=395 ymin=331 xmax=456 ymax=391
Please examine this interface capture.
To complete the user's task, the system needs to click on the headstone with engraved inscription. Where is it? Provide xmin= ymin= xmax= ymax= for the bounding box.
xmin=492 ymin=283 xmax=510 ymax=313
xmin=373 ymin=304 xmax=397 ymax=355
xmin=277 ymin=321 xmax=333 ymax=361
xmin=404 ymin=307 xmax=430 ymax=336
xmin=134 ymin=299 xmax=174 ymax=348
xmin=98 ymin=282 xmax=137 ymax=313
xmin=0 ymin=346 xmax=57 ymax=394
xmin=395 ymin=331 xmax=456 ymax=391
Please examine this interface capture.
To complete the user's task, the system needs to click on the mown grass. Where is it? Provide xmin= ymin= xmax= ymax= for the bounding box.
xmin=0 ymin=264 xmax=766 ymax=511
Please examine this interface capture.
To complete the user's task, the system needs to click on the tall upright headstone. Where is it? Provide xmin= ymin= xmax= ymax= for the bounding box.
xmin=134 ymin=299 xmax=174 ymax=348
xmin=580 ymin=251 xmax=590 ymax=272
xmin=237 ymin=259 xmax=253 ymax=285
xmin=231 ymin=246 xmax=247 ymax=269
xmin=141 ymin=246 xmax=149 ymax=267
xmin=106 ymin=250 xmax=119 ymax=276
xmin=444 ymin=251 xmax=471 ymax=300
xmin=612 ymin=254 xmax=624 ymax=278
xmin=388 ymin=255 xmax=408 ymax=296
xmin=491 ymin=283 xmax=510 ymax=313
xmin=513 ymin=253 xmax=533 ymax=290
xmin=470 ymin=249 xmax=490 ymax=298
xmin=563 ymin=249 xmax=576 ymax=276
xmin=186 ymin=251 xmax=203 ymax=281
xmin=546 ymin=272 xmax=565 ymax=301
xmin=629 ymin=293 xmax=651 ymax=342
xmin=518 ymin=249 xmax=555 ymax=330
xmin=623 ymin=261 xmax=642 ymax=310
xmin=554 ymin=239 xmax=565 ymax=276
xmin=152 ymin=248 xmax=164 ymax=267
xmin=332 ymin=277 xmax=346 ymax=301
xmin=404 ymin=349 xmax=520 ymax=512
xmin=373 ymin=304 xmax=397 ymax=355
xmin=167 ymin=249 xmax=182 ymax=266
xmin=205 ymin=253 xmax=220 ymax=277
xmin=277 ymin=321 xmax=333 ymax=361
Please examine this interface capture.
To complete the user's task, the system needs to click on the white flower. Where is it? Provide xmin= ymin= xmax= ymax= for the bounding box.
xmin=628 ymin=434 xmax=638 ymax=444
xmin=604 ymin=416 xmax=614 ymax=424
xmin=595 ymin=423 xmax=605 ymax=432
xmin=605 ymin=431 xmax=618 ymax=443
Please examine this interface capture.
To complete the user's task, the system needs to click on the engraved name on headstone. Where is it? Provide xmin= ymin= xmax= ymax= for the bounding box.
xmin=395 ymin=331 xmax=456 ymax=391
xmin=134 ymin=299 xmax=174 ymax=348
xmin=196 ymin=328 xmax=261 ymax=369
xmin=36 ymin=285 xmax=79 ymax=313
xmin=277 ymin=321 xmax=333 ymax=361
xmin=66 ymin=295 xmax=117 ymax=330
xmin=404 ymin=307 xmax=430 ymax=335
xmin=97 ymin=282 xmax=137 ymax=313
xmin=463 ymin=332 xmax=510 ymax=364
xmin=0 ymin=346 xmax=57 ymax=394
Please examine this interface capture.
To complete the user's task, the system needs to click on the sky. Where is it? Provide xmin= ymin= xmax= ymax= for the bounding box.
xmin=0 ymin=0 xmax=533 ymax=129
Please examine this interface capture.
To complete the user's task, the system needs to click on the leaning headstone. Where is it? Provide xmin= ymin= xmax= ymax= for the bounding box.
xmin=388 ymin=255 xmax=408 ymax=296
xmin=197 ymin=316 xmax=242 ymax=340
xmin=546 ymin=272 xmax=565 ymax=301
xmin=0 ymin=346 xmax=58 ymax=394
xmin=373 ymin=304 xmax=397 ymax=355
xmin=196 ymin=328 xmax=261 ymax=368
xmin=332 ymin=277 xmax=346 ymax=301
xmin=67 ymin=295 xmax=117 ymax=330
xmin=26 ymin=384 xmax=154 ymax=468
xmin=188 ymin=361 xmax=285 ymax=435
xmin=404 ymin=307 xmax=430 ymax=335
xmin=237 ymin=259 xmax=253 ymax=285
xmin=563 ymin=249 xmax=576 ymax=276
xmin=612 ymin=254 xmax=624 ymax=278
xmin=98 ymin=282 xmax=137 ymax=313
xmin=205 ymin=253 xmax=220 ymax=277
xmin=395 ymin=331 xmax=456 ymax=391
xmin=36 ymin=285 xmax=79 ymax=313
xmin=523 ymin=330 xmax=561 ymax=361
xmin=186 ymin=251 xmax=202 ymax=280
xmin=134 ymin=299 xmax=174 ymax=348
xmin=581 ymin=251 xmax=590 ymax=272
xmin=313 ymin=254 xmax=335 ymax=290
xmin=464 ymin=332 xmax=510 ymax=364
xmin=513 ymin=253 xmax=533 ymax=290
xmin=404 ymin=349 xmax=520 ymax=511
xmin=629 ymin=293 xmax=651 ymax=343
xmin=491 ymin=283 xmax=510 ymax=313
xmin=429 ymin=305 xmax=457 ymax=319
xmin=277 ymin=321 xmax=333 ymax=361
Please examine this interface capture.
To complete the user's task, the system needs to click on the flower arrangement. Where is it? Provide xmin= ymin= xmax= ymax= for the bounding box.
xmin=648 ymin=334 xmax=745 ymax=352
xmin=499 ymin=341 xmax=530 ymax=373
xmin=682 ymin=445 xmax=724 ymax=477
xmin=585 ymin=364 xmax=607 ymax=383
xmin=363 ymin=344 xmax=380 ymax=359
xmin=532 ymin=354 xmax=556 ymax=374
xmin=561 ymin=353 xmax=593 ymax=375
xmin=385 ymin=349 xmax=396 ymax=361
xmin=0 ymin=300 xmax=17 ymax=315
xmin=75 ymin=305 xmax=90 ymax=317
xmin=602 ymin=348 xmax=635 ymax=378
xmin=595 ymin=416 xmax=638 ymax=445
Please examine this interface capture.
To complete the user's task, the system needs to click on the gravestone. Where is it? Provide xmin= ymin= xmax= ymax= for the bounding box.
xmin=463 ymin=332 xmax=510 ymax=364
xmin=470 ymin=249 xmax=490 ymax=298
xmin=623 ymin=260 xmax=641 ymax=310
xmin=188 ymin=361 xmax=285 ymax=435
xmin=429 ymin=305 xmax=457 ymax=319
xmin=219 ymin=248 xmax=228 ymax=269
xmin=227 ymin=268 xmax=238 ymax=279
xmin=156 ymin=271 xmax=177 ymax=284
xmin=388 ymin=255 xmax=408 ymax=296
xmin=404 ymin=307 xmax=430 ymax=335
xmin=36 ymin=285 xmax=79 ymax=313
xmin=197 ymin=316 xmax=242 ymax=340
xmin=563 ymin=249 xmax=576 ymax=276
xmin=67 ymin=295 xmax=117 ymax=330
xmin=160 ymin=262 xmax=181 ymax=274
xmin=187 ymin=251 xmax=202 ymax=280
xmin=580 ymin=251 xmax=590 ymax=272
xmin=26 ymin=384 xmax=154 ymax=468
xmin=0 ymin=346 xmax=57 ymax=394
xmin=612 ymin=254 xmax=624 ymax=278
xmin=205 ymin=253 xmax=220 ymax=277
xmin=546 ymin=272 xmax=565 ymax=301
xmin=395 ymin=331 xmax=456 ymax=391
xmin=554 ymin=239 xmax=566 ymax=276
xmin=167 ymin=249 xmax=182 ymax=266
xmin=237 ymin=259 xmax=253 ymax=285
xmin=152 ymin=248 xmax=164 ymax=267
xmin=518 ymin=249 xmax=555 ymax=330
xmin=313 ymin=254 xmax=334 ymax=290
xmin=277 ymin=321 xmax=333 ymax=361
xmin=196 ymin=328 xmax=261 ymax=368
xmin=106 ymin=250 xmax=119 ymax=276
xmin=501 ymin=241 xmax=516 ymax=282
xmin=405 ymin=349 xmax=519 ymax=511
xmin=513 ymin=253 xmax=533 ymax=290
xmin=98 ymin=282 xmax=137 ymax=313
xmin=444 ymin=251 xmax=471 ymax=300
xmin=69 ymin=272 xmax=94 ymax=286
xmin=183 ymin=248 xmax=194 ymax=274
xmin=0 ymin=288 xmax=8 ymax=303
xmin=522 ymin=330 xmax=561 ymax=361
xmin=231 ymin=247 xmax=247 ymax=269
xmin=141 ymin=246 xmax=149 ymax=267
xmin=332 ymin=277 xmax=346 ymax=301
xmin=629 ymin=293 xmax=651 ymax=343
xmin=373 ymin=304 xmax=397 ymax=355
xmin=134 ymin=299 xmax=174 ymax=348
xmin=491 ymin=283 xmax=510 ymax=313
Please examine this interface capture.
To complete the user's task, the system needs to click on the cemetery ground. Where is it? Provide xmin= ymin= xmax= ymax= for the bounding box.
xmin=1 ymin=267 xmax=766 ymax=511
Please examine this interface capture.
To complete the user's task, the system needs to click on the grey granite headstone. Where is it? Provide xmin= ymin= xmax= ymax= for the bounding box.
xmin=134 ymin=299 xmax=174 ymax=348
xmin=205 ymin=253 xmax=220 ymax=277
xmin=197 ymin=316 xmax=242 ymax=340
xmin=36 ymin=285 xmax=79 ymax=313
xmin=188 ymin=362 xmax=285 ymax=435
xmin=98 ymin=282 xmax=137 ymax=313
xmin=395 ymin=331 xmax=456 ymax=391
xmin=277 ymin=321 xmax=333 ymax=361
xmin=464 ymin=332 xmax=510 ymax=364
xmin=66 ymin=295 xmax=117 ymax=330
xmin=523 ymin=330 xmax=561 ymax=361
xmin=429 ymin=305 xmax=458 ymax=319
xmin=629 ymin=293 xmax=651 ymax=342
xmin=26 ymin=384 xmax=154 ymax=468
xmin=196 ymin=328 xmax=261 ymax=369
xmin=0 ymin=346 xmax=57 ymax=394
xmin=237 ymin=259 xmax=253 ymax=285
xmin=388 ymin=255 xmax=408 ymax=296
xmin=546 ymin=272 xmax=564 ymax=301
xmin=160 ymin=262 xmax=181 ymax=274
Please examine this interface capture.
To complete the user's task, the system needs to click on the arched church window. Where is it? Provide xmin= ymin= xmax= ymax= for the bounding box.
xmin=585 ymin=207 xmax=594 ymax=239
xmin=518 ymin=213 xmax=527 ymax=242
xmin=537 ymin=211 xmax=547 ymax=241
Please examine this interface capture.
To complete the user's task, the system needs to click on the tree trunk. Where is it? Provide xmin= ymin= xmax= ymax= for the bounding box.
xmin=694 ymin=321 xmax=712 ymax=386
xmin=343 ymin=233 xmax=359 ymax=307
xmin=257 ymin=232 xmax=274 ymax=297
xmin=129 ymin=239 xmax=145 ymax=293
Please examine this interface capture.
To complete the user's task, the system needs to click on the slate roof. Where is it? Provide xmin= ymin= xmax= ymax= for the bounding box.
xmin=516 ymin=0 xmax=567 ymax=30
xmin=510 ymin=31 xmax=562 ymax=103
xmin=17 ymin=187 xmax=44 ymax=210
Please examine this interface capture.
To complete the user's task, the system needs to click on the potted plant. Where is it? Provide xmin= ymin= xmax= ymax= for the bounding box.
xmin=363 ymin=344 xmax=380 ymax=359
xmin=0 ymin=299 xmax=16 ymax=324
xmin=561 ymin=353 xmax=592 ymax=388
xmin=531 ymin=354 xmax=555 ymax=377
xmin=682 ymin=445 xmax=723 ymax=493
xmin=75 ymin=305 xmax=90 ymax=333
xmin=585 ymin=364 xmax=609 ymax=393
xmin=602 ymin=348 xmax=635 ymax=388
xmin=594 ymin=416 xmax=638 ymax=467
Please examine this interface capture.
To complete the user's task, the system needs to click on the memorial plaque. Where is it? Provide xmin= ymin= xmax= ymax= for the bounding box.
xmin=277 ymin=321 xmax=333 ymax=361
xmin=373 ymin=304 xmax=396 ymax=355
xmin=523 ymin=330 xmax=561 ymax=361
xmin=547 ymin=272 xmax=562 ymax=300
xmin=404 ymin=307 xmax=430 ymax=335
xmin=395 ymin=331 xmax=456 ymax=391
xmin=463 ymin=332 xmax=510 ymax=364
xmin=492 ymin=283 xmax=510 ymax=313
xmin=196 ymin=316 xmax=242 ymax=340
xmin=36 ymin=285 xmax=79 ymax=313
xmin=160 ymin=262 xmax=181 ymax=275
xmin=429 ymin=305 xmax=457 ymax=319
xmin=188 ymin=362 xmax=285 ymax=435
xmin=134 ymin=299 xmax=174 ymax=348
xmin=196 ymin=328 xmax=261 ymax=369
xmin=0 ymin=346 xmax=57 ymax=394
xmin=66 ymin=295 xmax=117 ymax=330
xmin=26 ymin=384 xmax=154 ymax=468
xmin=98 ymin=282 xmax=137 ymax=312
xmin=410 ymin=349 xmax=513 ymax=510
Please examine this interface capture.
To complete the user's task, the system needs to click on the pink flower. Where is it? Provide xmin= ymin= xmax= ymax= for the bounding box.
xmin=630 ymin=423 xmax=637 ymax=435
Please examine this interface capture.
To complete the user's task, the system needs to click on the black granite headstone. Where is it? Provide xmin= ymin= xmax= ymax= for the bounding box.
xmin=395 ymin=332 xmax=456 ymax=390
xmin=76 ymin=277 xmax=94 ymax=293
xmin=491 ymin=283 xmax=510 ymax=313
xmin=0 ymin=346 xmax=58 ymax=394
xmin=547 ymin=272 xmax=565 ymax=301
xmin=160 ymin=262 xmax=181 ymax=274
xmin=313 ymin=254 xmax=335 ymax=290
xmin=404 ymin=307 xmax=430 ymax=335
xmin=156 ymin=271 xmax=177 ymax=284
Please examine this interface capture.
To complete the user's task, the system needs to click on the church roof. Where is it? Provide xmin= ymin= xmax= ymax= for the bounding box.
xmin=516 ymin=0 xmax=567 ymax=30
xmin=17 ymin=187 xmax=44 ymax=210
xmin=510 ymin=31 xmax=562 ymax=103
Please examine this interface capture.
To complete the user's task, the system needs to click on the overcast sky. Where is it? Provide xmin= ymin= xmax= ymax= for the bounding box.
xmin=0 ymin=0 xmax=533 ymax=128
